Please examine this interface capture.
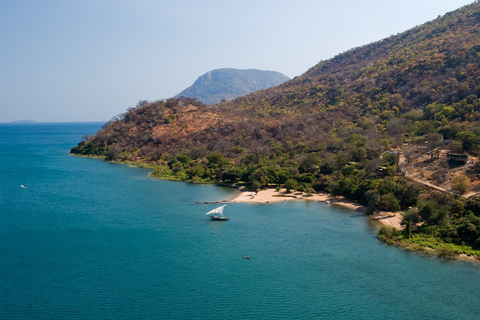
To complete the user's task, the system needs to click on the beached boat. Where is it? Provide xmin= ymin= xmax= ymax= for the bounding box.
xmin=206 ymin=204 xmax=229 ymax=220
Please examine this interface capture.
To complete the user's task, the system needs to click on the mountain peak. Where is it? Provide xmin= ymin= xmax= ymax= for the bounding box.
xmin=175 ymin=68 xmax=290 ymax=104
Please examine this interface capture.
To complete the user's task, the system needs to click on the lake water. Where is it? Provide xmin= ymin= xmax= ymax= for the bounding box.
xmin=1 ymin=123 xmax=479 ymax=319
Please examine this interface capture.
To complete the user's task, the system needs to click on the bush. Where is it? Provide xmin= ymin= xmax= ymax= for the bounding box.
xmin=378 ymin=226 xmax=400 ymax=245
xmin=473 ymin=238 xmax=480 ymax=250
xmin=437 ymin=246 xmax=457 ymax=260
xmin=365 ymin=189 xmax=381 ymax=214
xmin=250 ymin=180 xmax=262 ymax=192
xmin=452 ymin=174 xmax=470 ymax=194
xmin=284 ymin=179 xmax=298 ymax=193
xmin=465 ymin=196 xmax=480 ymax=216
xmin=381 ymin=193 xmax=401 ymax=212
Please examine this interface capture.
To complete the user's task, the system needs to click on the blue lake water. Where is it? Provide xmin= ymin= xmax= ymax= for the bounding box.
xmin=1 ymin=123 xmax=479 ymax=319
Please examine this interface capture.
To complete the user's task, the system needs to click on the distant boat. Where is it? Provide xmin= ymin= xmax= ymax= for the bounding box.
xmin=206 ymin=204 xmax=229 ymax=221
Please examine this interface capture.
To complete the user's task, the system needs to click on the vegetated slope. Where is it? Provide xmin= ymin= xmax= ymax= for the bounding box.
xmin=175 ymin=68 xmax=290 ymax=104
xmin=73 ymin=2 xmax=480 ymax=256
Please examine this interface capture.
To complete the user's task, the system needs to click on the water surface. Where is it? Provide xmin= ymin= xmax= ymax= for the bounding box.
xmin=1 ymin=123 xmax=479 ymax=319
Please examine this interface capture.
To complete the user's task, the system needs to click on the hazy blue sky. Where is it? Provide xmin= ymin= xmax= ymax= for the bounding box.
xmin=0 ymin=0 xmax=474 ymax=122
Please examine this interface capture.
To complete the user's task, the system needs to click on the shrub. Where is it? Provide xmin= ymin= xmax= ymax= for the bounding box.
xmin=437 ymin=246 xmax=457 ymax=260
xmin=284 ymin=179 xmax=298 ymax=193
xmin=452 ymin=174 xmax=470 ymax=194
xmin=378 ymin=226 xmax=400 ymax=245
xmin=473 ymin=238 xmax=480 ymax=250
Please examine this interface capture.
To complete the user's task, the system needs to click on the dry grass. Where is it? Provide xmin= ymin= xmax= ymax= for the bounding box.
xmin=401 ymin=147 xmax=480 ymax=195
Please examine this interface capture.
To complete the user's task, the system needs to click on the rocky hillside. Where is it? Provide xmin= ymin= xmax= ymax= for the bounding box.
xmin=175 ymin=68 xmax=289 ymax=104
xmin=76 ymin=2 xmax=480 ymax=164
xmin=73 ymin=3 xmax=480 ymax=253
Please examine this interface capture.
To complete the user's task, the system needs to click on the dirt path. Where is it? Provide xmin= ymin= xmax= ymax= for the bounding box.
xmin=399 ymin=153 xmax=479 ymax=198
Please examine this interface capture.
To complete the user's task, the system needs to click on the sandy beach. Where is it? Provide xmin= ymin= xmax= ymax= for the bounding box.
xmin=229 ymin=188 xmax=403 ymax=229
xmin=229 ymin=189 xmax=480 ymax=262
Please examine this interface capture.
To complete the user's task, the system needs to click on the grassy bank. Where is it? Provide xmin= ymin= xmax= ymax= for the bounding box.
xmin=379 ymin=226 xmax=480 ymax=261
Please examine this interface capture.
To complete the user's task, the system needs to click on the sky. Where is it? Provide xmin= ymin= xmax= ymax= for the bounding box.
xmin=0 ymin=0 xmax=475 ymax=122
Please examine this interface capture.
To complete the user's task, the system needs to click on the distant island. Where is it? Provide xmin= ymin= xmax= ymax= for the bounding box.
xmin=175 ymin=68 xmax=290 ymax=104
xmin=72 ymin=2 xmax=480 ymax=261
xmin=10 ymin=120 xmax=37 ymax=123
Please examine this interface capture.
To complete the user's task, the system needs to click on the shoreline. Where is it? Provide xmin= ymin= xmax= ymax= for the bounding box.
xmin=228 ymin=188 xmax=479 ymax=262
xmin=228 ymin=188 xmax=403 ymax=229
xmin=72 ymin=156 xmax=479 ymax=262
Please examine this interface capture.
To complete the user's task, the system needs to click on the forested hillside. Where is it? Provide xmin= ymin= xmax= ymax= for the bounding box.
xmin=72 ymin=2 xmax=480 ymax=258
xmin=175 ymin=68 xmax=289 ymax=104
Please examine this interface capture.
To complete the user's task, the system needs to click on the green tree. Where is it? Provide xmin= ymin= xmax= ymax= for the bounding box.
xmin=299 ymin=154 xmax=321 ymax=173
xmin=222 ymin=167 xmax=242 ymax=182
xmin=401 ymin=209 xmax=420 ymax=239
xmin=452 ymin=174 xmax=470 ymax=194
xmin=458 ymin=131 xmax=478 ymax=153
xmin=250 ymin=180 xmax=262 ymax=192
xmin=382 ymin=193 xmax=401 ymax=212
xmin=207 ymin=151 xmax=228 ymax=166
xmin=418 ymin=202 xmax=435 ymax=223
xmin=365 ymin=189 xmax=381 ymax=214
xmin=465 ymin=196 xmax=480 ymax=216
xmin=177 ymin=154 xmax=191 ymax=165
xmin=284 ymin=179 xmax=298 ymax=193
xmin=473 ymin=238 xmax=480 ymax=250
xmin=248 ymin=168 xmax=270 ymax=188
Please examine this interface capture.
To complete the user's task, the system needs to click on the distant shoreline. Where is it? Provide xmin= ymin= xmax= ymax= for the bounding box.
xmin=9 ymin=120 xmax=37 ymax=123
xmin=1 ymin=121 xmax=106 ymax=125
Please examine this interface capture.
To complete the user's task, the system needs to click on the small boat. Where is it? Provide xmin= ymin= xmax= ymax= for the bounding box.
xmin=206 ymin=204 xmax=229 ymax=220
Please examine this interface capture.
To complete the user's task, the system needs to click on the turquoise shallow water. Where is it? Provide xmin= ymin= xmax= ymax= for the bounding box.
xmin=1 ymin=123 xmax=480 ymax=320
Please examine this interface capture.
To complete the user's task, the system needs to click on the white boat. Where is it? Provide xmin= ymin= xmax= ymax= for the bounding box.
xmin=206 ymin=204 xmax=229 ymax=220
